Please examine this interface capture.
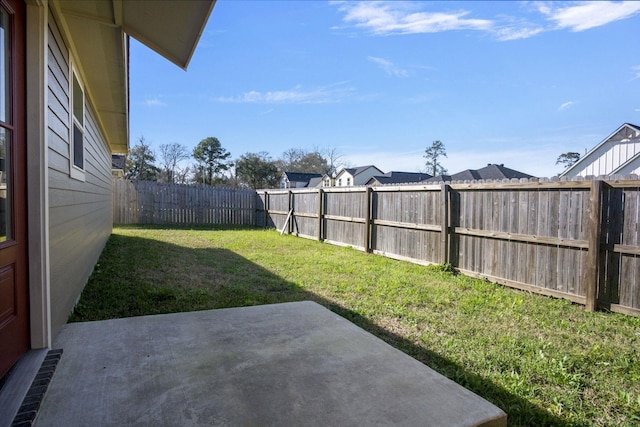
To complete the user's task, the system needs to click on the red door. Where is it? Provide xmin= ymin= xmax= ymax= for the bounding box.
xmin=0 ymin=0 xmax=28 ymax=379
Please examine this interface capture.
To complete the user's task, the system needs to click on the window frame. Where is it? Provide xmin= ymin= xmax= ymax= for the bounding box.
xmin=69 ymin=62 xmax=85 ymax=181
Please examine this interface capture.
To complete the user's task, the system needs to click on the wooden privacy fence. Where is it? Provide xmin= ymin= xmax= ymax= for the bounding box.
xmin=257 ymin=178 xmax=640 ymax=317
xmin=113 ymin=179 xmax=257 ymax=226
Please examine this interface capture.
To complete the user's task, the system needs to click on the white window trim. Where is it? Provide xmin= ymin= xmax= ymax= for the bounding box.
xmin=69 ymin=62 xmax=85 ymax=182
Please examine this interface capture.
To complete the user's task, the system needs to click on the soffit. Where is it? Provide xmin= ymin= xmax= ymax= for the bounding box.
xmin=122 ymin=0 xmax=215 ymax=70
xmin=53 ymin=0 xmax=215 ymax=153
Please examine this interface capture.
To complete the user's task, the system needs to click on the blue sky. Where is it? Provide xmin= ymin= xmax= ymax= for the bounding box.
xmin=129 ymin=1 xmax=640 ymax=178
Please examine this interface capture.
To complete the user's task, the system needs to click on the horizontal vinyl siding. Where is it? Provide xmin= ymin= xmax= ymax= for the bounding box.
xmin=47 ymin=10 xmax=113 ymax=339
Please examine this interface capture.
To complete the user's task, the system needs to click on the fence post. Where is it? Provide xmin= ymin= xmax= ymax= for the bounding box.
xmin=441 ymin=183 xmax=450 ymax=264
xmin=317 ymin=188 xmax=324 ymax=241
xmin=288 ymin=190 xmax=293 ymax=235
xmin=263 ymin=191 xmax=269 ymax=228
xmin=364 ymin=186 xmax=372 ymax=253
xmin=584 ymin=179 xmax=604 ymax=312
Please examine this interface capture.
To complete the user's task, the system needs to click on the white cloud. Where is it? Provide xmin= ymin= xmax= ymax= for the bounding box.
xmin=632 ymin=65 xmax=640 ymax=81
xmin=145 ymin=97 xmax=167 ymax=107
xmin=215 ymin=82 xmax=354 ymax=104
xmin=334 ymin=1 xmax=492 ymax=35
xmin=558 ymin=101 xmax=576 ymax=111
xmin=332 ymin=1 xmax=640 ymax=41
xmin=494 ymin=26 xmax=546 ymax=41
xmin=368 ymin=56 xmax=409 ymax=77
xmin=537 ymin=1 xmax=640 ymax=31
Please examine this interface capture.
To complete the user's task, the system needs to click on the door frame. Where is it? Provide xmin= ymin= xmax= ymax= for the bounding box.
xmin=0 ymin=0 xmax=29 ymax=377
xmin=25 ymin=0 xmax=51 ymax=350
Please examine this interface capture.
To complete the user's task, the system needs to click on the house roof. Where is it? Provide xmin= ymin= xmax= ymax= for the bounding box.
xmin=560 ymin=123 xmax=640 ymax=177
xmin=368 ymin=171 xmax=432 ymax=185
xmin=111 ymin=154 xmax=126 ymax=170
xmin=338 ymin=165 xmax=383 ymax=177
xmin=474 ymin=164 xmax=534 ymax=180
xmin=612 ymin=150 xmax=640 ymax=175
xmin=423 ymin=164 xmax=534 ymax=183
xmin=53 ymin=1 xmax=215 ymax=154
xmin=307 ymin=177 xmax=323 ymax=187
xmin=283 ymin=172 xmax=323 ymax=182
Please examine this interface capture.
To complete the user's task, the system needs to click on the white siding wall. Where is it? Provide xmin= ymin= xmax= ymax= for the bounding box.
xmin=565 ymin=127 xmax=640 ymax=177
xmin=47 ymin=10 xmax=113 ymax=338
xmin=616 ymin=156 xmax=640 ymax=175
xmin=335 ymin=172 xmax=353 ymax=187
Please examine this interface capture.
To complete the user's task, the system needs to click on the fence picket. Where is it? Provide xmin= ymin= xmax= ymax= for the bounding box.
xmin=112 ymin=179 xmax=257 ymax=227
xmin=113 ymin=179 xmax=640 ymax=317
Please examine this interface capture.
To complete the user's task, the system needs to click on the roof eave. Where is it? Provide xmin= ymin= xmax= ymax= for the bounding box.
xmin=122 ymin=0 xmax=216 ymax=70
xmin=54 ymin=0 xmax=215 ymax=154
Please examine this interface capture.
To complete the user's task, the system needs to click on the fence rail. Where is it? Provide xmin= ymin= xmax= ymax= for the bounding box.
xmin=113 ymin=179 xmax=257 ymax=226
xmin=257 ymin=177 xmax=640 ymax=317
xmin=111 ymin=178 xmax=640 ymax=316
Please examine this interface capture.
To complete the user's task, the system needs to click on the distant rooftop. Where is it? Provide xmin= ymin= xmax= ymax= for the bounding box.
xmin=283 ymin=172 xmax=323 ymax=182
xmin=424 ymin=164 xmax=535 ymax=183
xmin=369 ymin=171 xmax=432 ymax=185
xmin=339 ymin=165 xmax=381 ymax=176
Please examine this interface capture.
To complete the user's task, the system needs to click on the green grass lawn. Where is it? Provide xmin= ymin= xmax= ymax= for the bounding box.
xmin=71 ymin=226 xmax=640 ymax=427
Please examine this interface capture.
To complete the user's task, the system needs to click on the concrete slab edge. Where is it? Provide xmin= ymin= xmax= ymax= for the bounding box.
xmin=10 ymin=350 xmax=63 ymax=427
xmin=0 ymin=350 xmax=48 ymax=427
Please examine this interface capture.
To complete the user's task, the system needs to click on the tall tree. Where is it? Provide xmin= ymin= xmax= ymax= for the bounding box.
xmin=278 ymin=148 xmax=328 ymax=174
xmin=236 ymin=152 xmax=280 ymax=189
xmin=556 ymin=152 xmax=580 ymax=169
xmin=322 ymin=146 xmax=345 ymax=176
xmin=192 ymin=137 xmax=232 ymax=185
xmin=159 ymin=142 xmax=189 ymax=183
xmin=126 ymin=135 xmax=160 ymax=181
xmin=424 ymin=140 xmax=448 ymax=176
xmin=174 ymin=165 xmax=191 ymax=184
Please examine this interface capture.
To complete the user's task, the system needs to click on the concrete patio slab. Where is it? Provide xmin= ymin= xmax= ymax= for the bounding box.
xmin=34 ymin=301 xmax=506 ymax=426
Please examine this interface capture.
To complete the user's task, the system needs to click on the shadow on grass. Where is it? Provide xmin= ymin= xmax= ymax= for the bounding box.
xmin=71 ymin=232 xmax=571 ymax=427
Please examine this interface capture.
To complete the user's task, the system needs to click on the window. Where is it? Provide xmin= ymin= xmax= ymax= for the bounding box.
xmin=346 ymin=178 xmax=351 ymax=186
xmin=1 ymin=7 xmax=11 ymax=242
xmin=323 ymin=179 xmax=330 ymax=187
xmin=70 ymin=68 xmax=85 ymax=180
xmin=338 ymin=178 xmax=342 ymax=186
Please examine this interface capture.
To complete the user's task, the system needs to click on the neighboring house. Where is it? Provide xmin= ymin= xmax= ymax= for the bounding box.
xmin=316 ymin=173 xmax=334 ymax=188
xmin=112 ymin=154 xmax=126 ymax=179
xmin=307 ymin=176 xmax=323 ymax=188
xmin=0 ymin=0 xmax=213 ymax=381
xmin=280 ymin=172 xmax=323 ymax=188
xmin=560 ymin=123 xmax=640 ymax=178
xmin=367 ymin=171 xmax=432 ymax=186
xmin=424 ymin=164 xmax=535 ymax=183
xmin=334 ymin=165 xmax=384 ymax=187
